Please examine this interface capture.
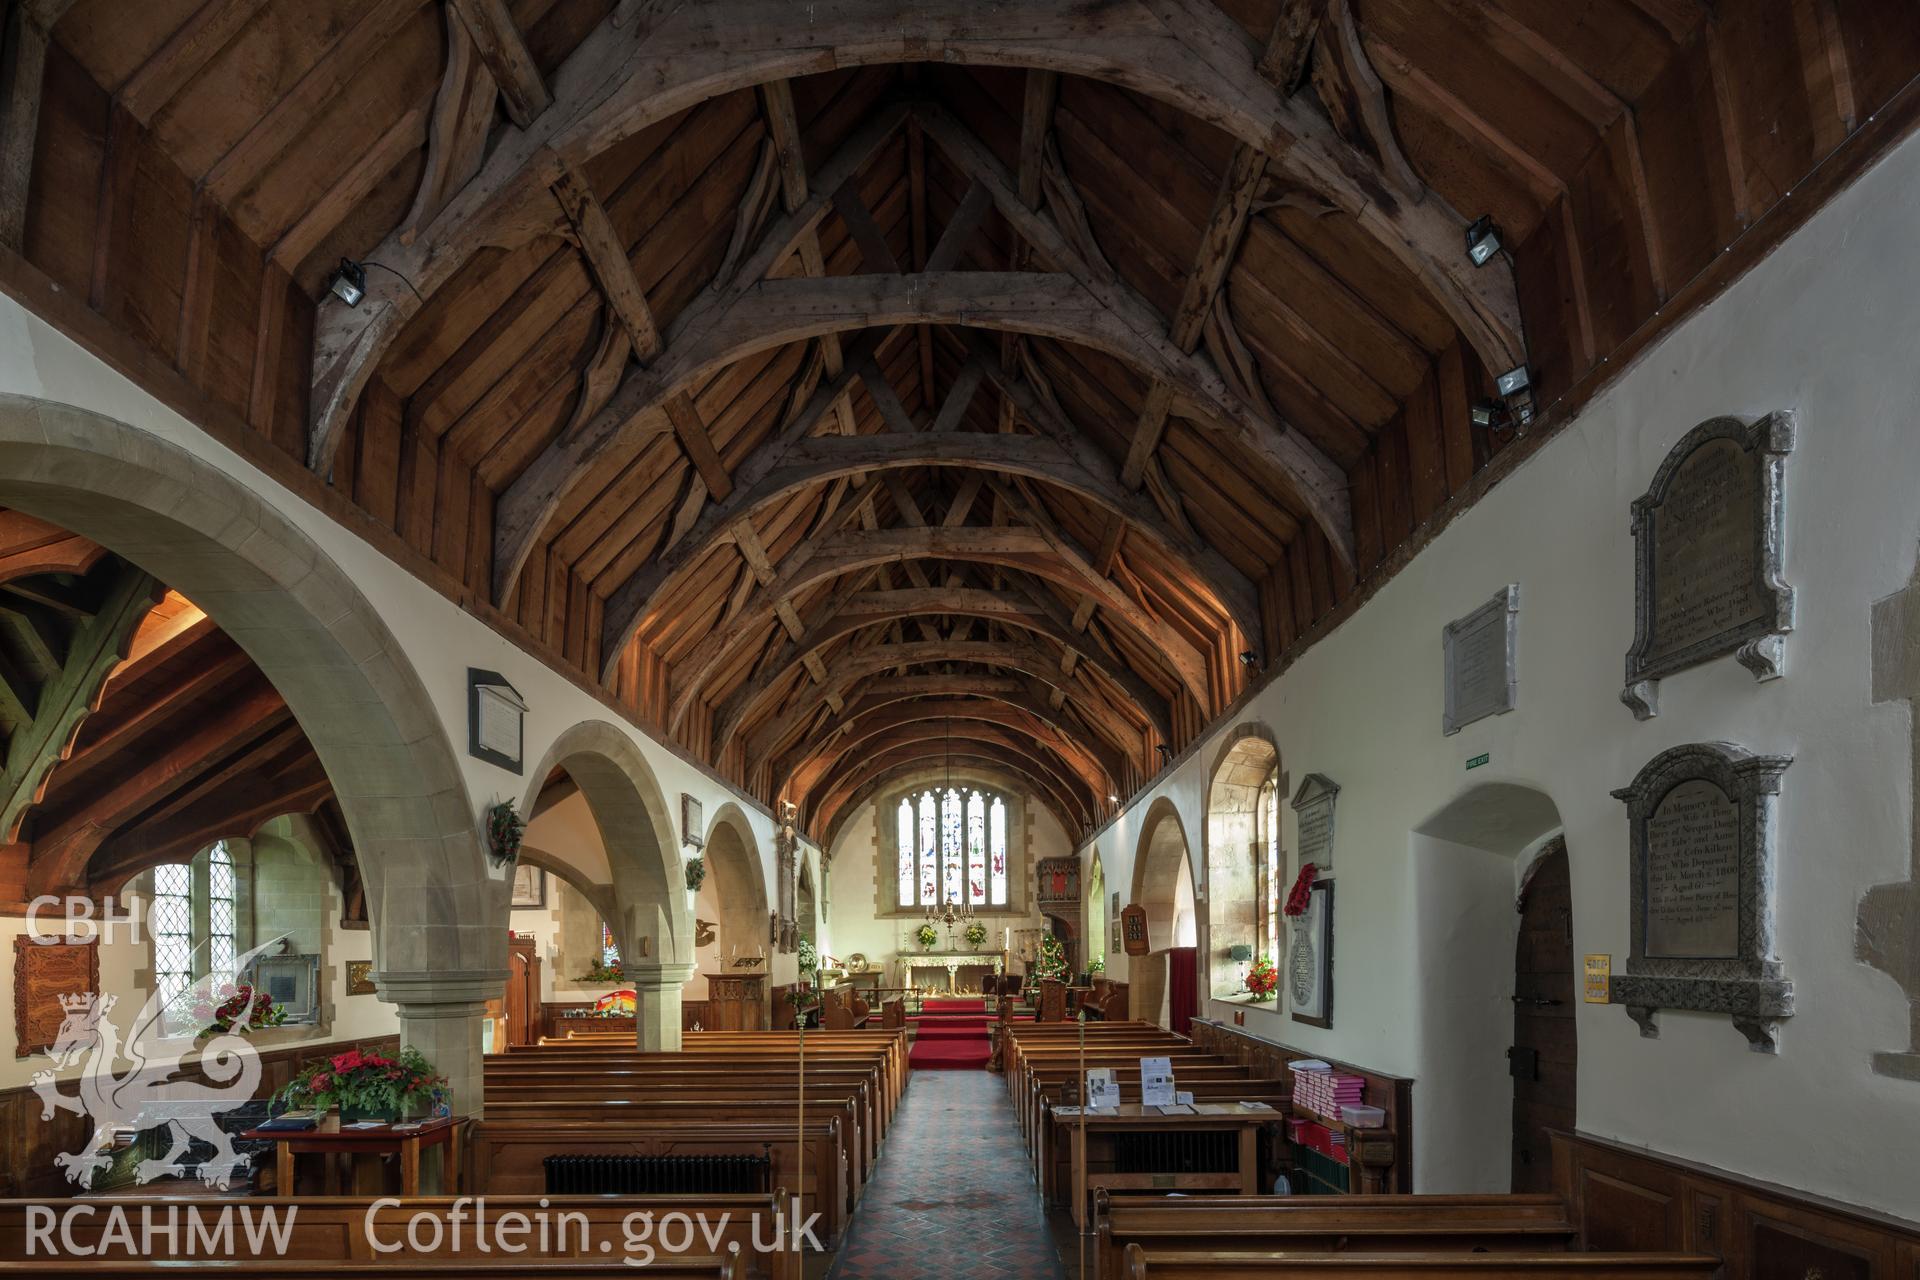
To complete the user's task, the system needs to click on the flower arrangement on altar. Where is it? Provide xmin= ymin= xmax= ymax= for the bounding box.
xmin=192 ymin=982 xmax=288 ymax=1041
xmin=915 ymin=922 xmax=939 ymax=950
xmin=1284 ymin=862 xmax=1319 ymax=917
xmin=797 ymin=937 xmax=818 ymax=975
xmin=580 ymin=957 xmax=624 ymax=982
xmin=1245 ymin=956 xmax=1279 ymax=1000
xmin=964 ymin=920 xmax=987 ymax=949
xmin=279 ymin=1045 xmax=447 ymax=1122
xmin=1033 ymin=933 xmax=1069 ymax=983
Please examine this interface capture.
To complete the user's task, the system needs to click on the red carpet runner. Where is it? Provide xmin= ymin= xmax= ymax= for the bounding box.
xmin=907 ymin=998 xmax=993 ymax=1069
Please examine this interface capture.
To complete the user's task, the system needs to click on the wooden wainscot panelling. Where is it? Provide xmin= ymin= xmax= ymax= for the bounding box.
xmin=1554 ymin=1131 xmax=1920 ymax=1280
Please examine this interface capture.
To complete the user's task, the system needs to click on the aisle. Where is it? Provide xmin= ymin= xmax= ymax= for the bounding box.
xmin=907 ymin=997 xmax=992 ymax=1069
xmin=826 ymin=1070 xmax=1066 ymax=1280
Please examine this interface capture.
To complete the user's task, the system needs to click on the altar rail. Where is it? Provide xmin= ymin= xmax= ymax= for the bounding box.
xmin=1188 ymin=1019 xmax=1414 ymax=1194
xmin=1552 ymin=1130 xmax=1920 ymax=1278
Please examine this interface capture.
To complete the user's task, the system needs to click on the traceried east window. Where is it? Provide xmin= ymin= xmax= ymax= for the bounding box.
xmin=902 ymin=787 xmax=1013 ymax=909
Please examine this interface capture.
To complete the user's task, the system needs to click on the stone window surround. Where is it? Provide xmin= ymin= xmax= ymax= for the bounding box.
xmin=871 ymin=781 xmax=1035 ymax=919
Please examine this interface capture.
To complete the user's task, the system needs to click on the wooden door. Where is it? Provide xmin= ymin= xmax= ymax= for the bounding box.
xmin=1510 ymin=840 xmax=1576 ymax=1193
xmin=505 ymin=935 xmax=540 ymax=1047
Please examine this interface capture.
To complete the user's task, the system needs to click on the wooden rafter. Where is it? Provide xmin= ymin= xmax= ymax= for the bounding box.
xmin=448 ymin=0 xmax=550 ymax=129
xmin=0 ymin=0 xmax=78 ymax=250
xmin=809 ymin=727 xmax=1094 ymax=823
xmin=305 ymin=0 xmax=1525 ymax=484
xmin=774 ymin=693 xmax=1123 ymax=790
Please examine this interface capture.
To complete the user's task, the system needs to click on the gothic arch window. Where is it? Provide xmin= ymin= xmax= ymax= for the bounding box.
xmin=891 ymin=785 xmax=1014 ymax=911
xmin=1257 ymin=772 xmax=1281 ymax=960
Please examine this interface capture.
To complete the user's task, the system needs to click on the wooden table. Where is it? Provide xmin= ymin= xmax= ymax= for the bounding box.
xmin=244 ymin=1114 xmax=464 ymax=1196
xmin=1049 ymin=1102 xmax=1271 ymax=1228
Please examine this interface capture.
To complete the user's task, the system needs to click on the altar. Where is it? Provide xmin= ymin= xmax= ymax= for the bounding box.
xmin=898 ymin=952 xmax=1006 ymax=995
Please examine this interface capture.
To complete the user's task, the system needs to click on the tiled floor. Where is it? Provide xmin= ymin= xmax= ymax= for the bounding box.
xmin=825 ymin=1070 xmax=1071 ymax=1280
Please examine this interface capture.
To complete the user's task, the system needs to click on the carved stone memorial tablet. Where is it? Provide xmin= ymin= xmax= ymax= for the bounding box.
xmin=1610 ymin=742 xmax=1794 ymax=1052
xmin=1443 ymin=585 xmax=1519 ymax=735
xmin=1622 ymin=413 xmax=1793 ymax=719
xmin=1291 ymin=774 xmax=1340 ymax=871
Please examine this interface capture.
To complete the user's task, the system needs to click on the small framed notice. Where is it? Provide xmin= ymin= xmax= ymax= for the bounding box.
xmin=1140 ymin=1057 xmax=1176 ymax=1107
xmin=1086 ymin=1068 xmax=1119 ymax=1110
xmin=1583 ymin=955 xmax=1611 ymax=1004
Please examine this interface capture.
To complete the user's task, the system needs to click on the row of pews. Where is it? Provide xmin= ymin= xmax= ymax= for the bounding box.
xmin=1004 ymin=1019 xmax=1721 ymax=1280
xmin=0 ymin=1025 xmax=909 ymax=1277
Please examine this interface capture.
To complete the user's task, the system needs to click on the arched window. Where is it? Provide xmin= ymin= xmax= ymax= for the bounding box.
xmin=601 ymin=920 xmax=621 ymax=971
xmin=1258 ymin=774 xmax=1281 ymax=960
xmin=899 ymin=786 xmax=1015 ymax=908
xmin=150 ymin=840 xmax=241 ymax=1029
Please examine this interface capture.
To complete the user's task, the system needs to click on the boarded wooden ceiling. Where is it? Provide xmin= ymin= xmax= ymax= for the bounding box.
xmin=9 ymin=0 xmax=1915 ymax=840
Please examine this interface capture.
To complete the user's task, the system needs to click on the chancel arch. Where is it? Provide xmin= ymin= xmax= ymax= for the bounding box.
xmin=1204 ymin=725 xmax=1283 ymax=999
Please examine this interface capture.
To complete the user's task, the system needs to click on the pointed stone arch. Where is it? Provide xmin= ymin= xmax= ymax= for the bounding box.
xmin=1129 ymin=795 xmax=1195 ymax=1024
xmin=1204 ymin=723 xmax=1282 ymax=999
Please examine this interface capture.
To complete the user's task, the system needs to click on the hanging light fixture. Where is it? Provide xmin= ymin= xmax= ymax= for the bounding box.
xmin=924 ymin=718 xmax=974 ymax=930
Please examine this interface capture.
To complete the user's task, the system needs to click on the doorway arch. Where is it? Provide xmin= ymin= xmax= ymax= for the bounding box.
xmin=1129 ymin=797 xmax=1195 ymax=1025
xmin=1204 ymin=725 xmax=1281 ymax=999
xmin=1411 ymin=781 xmax=1573 ymax=1192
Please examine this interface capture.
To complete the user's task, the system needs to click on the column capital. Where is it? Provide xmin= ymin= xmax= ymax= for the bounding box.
xmin=625 ymin=962 xmax=699 ymax=989
xmin=375 ymin=968 xmax=508 ymax=1013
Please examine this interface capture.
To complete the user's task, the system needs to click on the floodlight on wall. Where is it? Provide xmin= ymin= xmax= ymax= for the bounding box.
xmin=1495 ymin=364 xmax=1532 ymax=398
xmin=1155 ymin=744 xmax=1173 ymax=763
xmin=1238 ymin=650 xmax=1260 ymax=669
xmin=1470 ymin=398 xmax=1507 ymax=430
xmin=1465 ymin=215 xmax=1503 ymax=267
xmin=1108 ymin=794 xmax=1120 ymax=805
xmin=328 ymin=258 xmax=367 ymax=307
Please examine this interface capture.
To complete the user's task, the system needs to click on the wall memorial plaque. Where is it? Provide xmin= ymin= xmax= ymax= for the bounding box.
xmin=1121 ymin=904 xmax=1150 ymax=956
xmin=1288 ymin=879 xmax=1333 ymax=1029
xmin=1442 ymin=585 xmax=1519 ymax=735
xmin=14 ymin=936 xmax=99 ymax=1058
xmin=1610 ymin=742 xmax=1794 ymax=1051
xmin=1622 ymin=413 xmax=1794 ymax=719
xmin=1290 ymin=774 xmax=1340 ymax=871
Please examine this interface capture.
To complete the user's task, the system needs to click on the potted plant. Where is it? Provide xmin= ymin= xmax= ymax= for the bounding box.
xmin=1245 ymin=956 xmax=1279 ymax=1001
xmin=915 ymin=922 xmax=939 ymax=950
xmin=964 ymin=920 xmax=987 ymax=949
xmin=279 ymin=1045 xmax=448 ymax=1124
xmin=1086 ymin=956 xmax=1105 ymax=975
xmin=192 ymin=982 xmax=288 ymax=1041
xmin=797 ymin=937 xmax=818 ymax=976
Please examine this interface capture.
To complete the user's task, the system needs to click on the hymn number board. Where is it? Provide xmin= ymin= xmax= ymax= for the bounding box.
xmin=1622 ymin=413 xmax=1794 ymax=719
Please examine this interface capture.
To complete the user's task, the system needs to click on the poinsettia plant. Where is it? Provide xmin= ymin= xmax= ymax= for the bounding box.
xmin=1283 ymin=862 xmax=1319 ymax=917
xmin=1245 ymin=956 xmax=1279 ymax=1000
xmin=278 ymin=1045 xmax=447 ymax=1118
xmin=192 ymin=982 xmax=288 ymax=1041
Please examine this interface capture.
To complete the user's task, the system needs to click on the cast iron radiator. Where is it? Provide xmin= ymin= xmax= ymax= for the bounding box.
xmin=1113 ymin=1130 xmax=1237 ymax=1175
xmin=542 ymin=1152 xmax=772 ymax=1195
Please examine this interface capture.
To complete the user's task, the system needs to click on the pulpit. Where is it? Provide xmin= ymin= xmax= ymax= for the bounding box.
xmin=704 ymin=971 xmax=769 ymax=1031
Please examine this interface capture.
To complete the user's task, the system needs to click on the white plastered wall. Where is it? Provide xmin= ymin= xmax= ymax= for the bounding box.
xmin=1080 ymin=125 xmax=1920 ymax=1216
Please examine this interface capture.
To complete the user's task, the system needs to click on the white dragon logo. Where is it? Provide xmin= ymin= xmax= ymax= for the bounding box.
xmin=30 ymin=937 xmax=284 ymax=1190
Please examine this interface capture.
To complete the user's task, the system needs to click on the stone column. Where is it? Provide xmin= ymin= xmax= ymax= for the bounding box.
xmin=377 ymin=970 xmax=505 ymax=1116
xmin=629 ymin=962 xmax=698 ymax=1050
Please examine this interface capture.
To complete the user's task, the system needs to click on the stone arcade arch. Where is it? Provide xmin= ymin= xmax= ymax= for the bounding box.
xmin=518 ymin=721 xmax=693 ymax=1049
xmin=1204 ymin=725 xmax=1282 ymax=1000
xmin=699 ymin=803 xmax=772 ymax=1015
xmin=0 ymin=394 xmax=498 ymax=1108
xmin=1411 ymin=781 xmax=1571 ymax=1193
xmin=1129 ymin=797 xmax=1196 ymax=1026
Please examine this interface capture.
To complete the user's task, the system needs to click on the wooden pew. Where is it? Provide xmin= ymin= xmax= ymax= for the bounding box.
xmin=1092 ymin=1193 xmax=1575 ymax=1280
xmin=1037 ymin=1080 xmax=1291 ymax=1184
xmin=1121 ymin=1245 xmax=1722 ymax=1279
xmin=471 ymin=1118 xmax=849 ymax=1246
xmin=1043 ymin=1104 xmax=1271 ymax=1226
xmin=0 ymin=1195 xmax=794 ymax=1280
xmin=7 ymin=1261 xmax=742 ymax=1278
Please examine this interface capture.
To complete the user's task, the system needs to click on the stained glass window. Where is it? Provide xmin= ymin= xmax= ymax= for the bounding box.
xmin=965 ymin=791 xmax=986 ymax=904
xmin=989 ymin=796 xmax=1007 ymax=905
xmin=897 ymin=799 xmax=916 ymax=907
xmin=918 ymin=792 xmax=938 ymax=905
xmin=940 ymin=788 xmax=963 ymax=905
xmin=208 ymin=842 xmax=236 ymax=990
xmin=602 ymin=921 xmax=621 ymax=970
xmin=152 ymin=863 xmax=193 ymax=1022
